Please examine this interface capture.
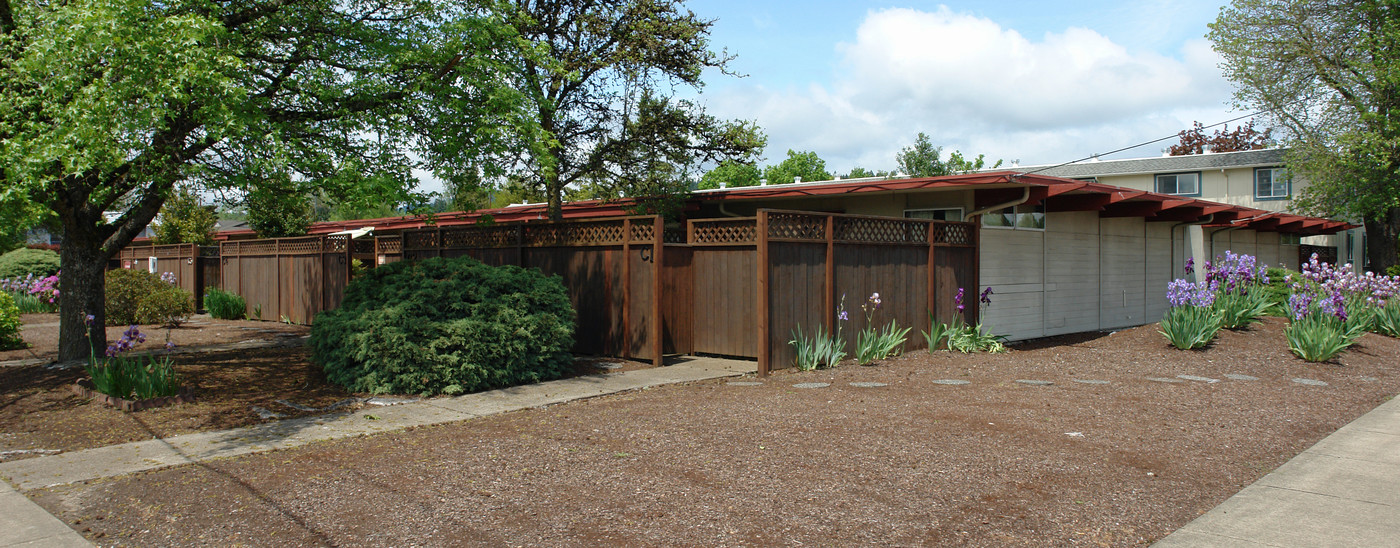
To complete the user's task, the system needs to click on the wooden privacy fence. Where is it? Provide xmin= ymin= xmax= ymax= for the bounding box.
xmin=401 ymin=216 xmax=668 ymax=366
xmin=219 ymin=235 xmax=351 ymax=324
xmin=117 ymin=243 xmax=220 ymax=309
xmin=396 ymin=210 xmax=978 ymax=376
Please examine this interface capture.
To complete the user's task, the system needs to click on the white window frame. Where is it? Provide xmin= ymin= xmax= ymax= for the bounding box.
xmin=1155 ymin=172 xmax=1201 ymax=196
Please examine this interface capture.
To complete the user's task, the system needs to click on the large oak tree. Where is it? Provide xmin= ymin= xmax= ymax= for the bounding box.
xmin=0 ymin=0 xmax=539 ymax=360
xmin=1210 ymin=0 xmax=1400 ymax=271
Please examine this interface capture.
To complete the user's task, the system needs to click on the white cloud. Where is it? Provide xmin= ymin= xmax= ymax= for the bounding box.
xmin=703 ymin=6 xmax=1238 ymax=173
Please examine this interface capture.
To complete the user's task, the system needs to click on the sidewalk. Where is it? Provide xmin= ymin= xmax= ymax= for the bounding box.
xmin=1153 ymin=394 xmax=1400 ymax=547
xmin=0 ymin=356 xmax=755 ymax=546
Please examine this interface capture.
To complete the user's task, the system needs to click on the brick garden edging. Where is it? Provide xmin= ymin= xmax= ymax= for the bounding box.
xmin=72 ymin=379 xmax=195 ymax=412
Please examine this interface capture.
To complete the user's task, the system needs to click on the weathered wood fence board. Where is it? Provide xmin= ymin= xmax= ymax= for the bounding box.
xmin=219 ymin=236 xmax=349 ymax=324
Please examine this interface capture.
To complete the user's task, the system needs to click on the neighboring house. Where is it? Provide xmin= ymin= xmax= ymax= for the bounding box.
xmin=1015 ymin=148 xmax=1367 ymax=270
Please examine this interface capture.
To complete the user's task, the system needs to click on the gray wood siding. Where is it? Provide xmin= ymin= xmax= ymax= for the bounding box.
xmin=1098 ymin=218 xmax=1147 ymax=330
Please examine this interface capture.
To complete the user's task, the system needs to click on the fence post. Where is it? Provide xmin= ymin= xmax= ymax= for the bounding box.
xmin=756 ymin=210 xmax=770 ymax=377
xmin=824 ymin=215 xmax=835 ymax=334
xmin=970 ymin=222 xmax=981 ymax=325
xmin=652 ymin=215 xmax=664 ymax=368
xmin=622 ymin=218 xmax=632 ymax=359
xmin=927 ymin=222 xmax=937 ymax=331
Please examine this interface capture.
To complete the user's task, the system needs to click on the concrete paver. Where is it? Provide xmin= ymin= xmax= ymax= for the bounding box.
xmin=0 ymin=482 xmax=90 ymax=547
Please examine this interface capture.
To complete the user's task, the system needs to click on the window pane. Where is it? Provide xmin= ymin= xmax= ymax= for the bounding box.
xmin=1156 ymin=175 xmax=1177 ymax=194
xmin=1017 ymin=211 xmax=1045 ymax=229
xmin=1179 ymin=173 xmax=1198 ymax=194
xmin=1256 ymin=169 xmax=1273 ymax=196
xmin=981 ymin=208 xmax=1012 ymax=227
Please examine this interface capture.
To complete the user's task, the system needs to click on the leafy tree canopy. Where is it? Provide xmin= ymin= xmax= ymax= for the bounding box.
xmin=0 ymin=0 xmax=542 ymax=359
xmin=1210 ymin=0 xmax=1400 ymax=270
xmin=896 ymin=133 xmax=1002 ymax=177
xmin=698 ymin=160 xmax=762 ymax=189
xmin=152 ymin=186 xmax=216 ymax=246
xmin=764 ymin=150 xmax=831 ymax=185
xmin=492 ymin=0 xmax=764 ymax=219
xmin=1168 ymin=120 xmax=1273 ymax=155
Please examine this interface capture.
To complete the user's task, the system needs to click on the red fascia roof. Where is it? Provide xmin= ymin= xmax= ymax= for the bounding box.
xmin=210 ymin=170 xmax=1350 ymax=238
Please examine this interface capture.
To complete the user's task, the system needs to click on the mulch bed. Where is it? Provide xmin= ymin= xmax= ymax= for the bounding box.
xmin=22 ymin=317 xmax=1400 ymax=546
xmin=0 ymin=314 xmax=643 ymax=461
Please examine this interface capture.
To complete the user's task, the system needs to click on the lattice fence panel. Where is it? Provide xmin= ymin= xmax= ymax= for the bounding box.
xmin=322 ymin=235 xmax=349 ymax=253
xmin=930 ymin=222 xmax=976 ymax=247
xmin=629 ymin=221 xmax=656 ymax=243
xmin=377 ymin=237 xmax=402 ymax=255
xmin=833 ymin=217 xmax=927 ymax=245
xmin=767 ymin=212 xmax=826 ymax=241
xmin=351 ymin=239 xmax=376 ymax=254
xmin=524 ymin=221 xmax=627 ymax=247
xmin=402 ymin=230 xmax=441 ymax=250
xmin=442 ymin=226 xmax=518 ymax=248
xmin=225 ymin=240 xmax=277 ymax=255
xmin=153 ymin=245 xmax=189 ymax=258
xmin=691 ymin=219 xmax=757 ymax=244
xmin=198 ymin=246 xmax=220 ymax=258
xmin=664 ymin=228 xmax=688 ymax=244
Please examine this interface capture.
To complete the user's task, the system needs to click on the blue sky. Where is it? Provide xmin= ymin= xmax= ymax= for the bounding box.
xmin=677 ymin=0 xmax=1243 ymax=174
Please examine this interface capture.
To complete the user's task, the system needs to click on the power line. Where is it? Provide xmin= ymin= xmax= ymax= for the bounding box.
xmin=1019 ymin=109 xmax=1276 ymax=177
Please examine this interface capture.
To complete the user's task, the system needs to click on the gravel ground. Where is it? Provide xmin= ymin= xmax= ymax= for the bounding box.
xmin=25 ymin=317 xmax=1400 ymax=546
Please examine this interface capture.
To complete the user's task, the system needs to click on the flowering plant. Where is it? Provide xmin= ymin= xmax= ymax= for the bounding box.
xmin=82 ymin=316 xmax=183 ymax=401
xmin=1282 ymin=254 xmax=1400 ymax=361
xmin=0 ymin=272 xmax=60 ymax=313
xmin=855 ymin=292 xmax=911 ymax=365
xmin=1202 ymin=251 xmax=1272 ymax=329
xmin=925 ymin=287 xmax=1005 ymax=353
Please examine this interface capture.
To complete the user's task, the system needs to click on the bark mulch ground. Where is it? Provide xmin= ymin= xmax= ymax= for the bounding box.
xmin=21 ymin=317 xmax=1400 ymax=547
xmin=0 ymin=315 xmax=637 ymax=461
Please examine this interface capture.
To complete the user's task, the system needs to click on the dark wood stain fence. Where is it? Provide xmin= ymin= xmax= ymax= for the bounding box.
xmin=117 ymin=244 xmax=220 ymax=309
xmin=121 ymin=210 xmax=976 ymax=376
xmin=219 ymin=236 xmax=350 ymax=324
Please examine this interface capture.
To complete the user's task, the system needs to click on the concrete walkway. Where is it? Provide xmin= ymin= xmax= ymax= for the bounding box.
xmin=0 ymin=356 xmax=754 ymax=546
xmin=1154 ymin=394 xmax=1400 ymax=547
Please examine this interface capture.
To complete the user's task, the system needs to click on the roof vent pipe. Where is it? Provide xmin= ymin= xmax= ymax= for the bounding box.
xmin=719 ymin=181 xmax=727 ymax=189
xmin=760 ymin=178 xmax=768 ymax=186
xmin=794 ymin=176 xmax=802 ymax=184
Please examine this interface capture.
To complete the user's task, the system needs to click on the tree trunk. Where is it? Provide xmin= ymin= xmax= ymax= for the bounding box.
xmin=545 ymin=170 xmax=564 ymax=221
xmin=1364 ymin=207 xmax=1400 ymax=274
xmin=57 ymin=232 xmax=110 ymax=362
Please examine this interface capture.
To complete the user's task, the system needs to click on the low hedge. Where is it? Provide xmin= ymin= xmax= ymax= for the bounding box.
xmin=0 ymin=248 xmax=60 ymax=280
xmin=309 ymin=256 xmax=576 ymax=396
xmin=204 ymin=287 xmax=247 ymax=320
xmin=0 ymin=292 xmax=24 ymax=350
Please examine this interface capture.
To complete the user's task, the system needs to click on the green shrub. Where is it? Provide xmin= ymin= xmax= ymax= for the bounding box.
xmin=204 ymin=287 xmax=246 ymax=320
xmin=136 ymin=286 xmax=194 ymax=327
xmin=1286 ymin=312 xmax=1354 ymax=362
xmin=1387 ymin=265 xmax=1400 ymax=277
xmin=310 ymin=256 xmax=576 ymax=396
xmin=105 ymin=269 xmax=167 ymax=325
xmin=0 ymin=248 xmax=60 ymax=279
xmin=790 ymin=323 xmax=846 ymax=371
xmin=0 ymin=292 xmax=25 ymax=350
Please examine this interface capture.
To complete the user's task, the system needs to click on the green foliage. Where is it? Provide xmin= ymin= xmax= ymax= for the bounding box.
xmin=245 ymin=178 xmax=314 ymax=238
xmin=498 ymin=0 xmax=763 ymax=219
xmin=153 ymin=186 xmax=217 ymax=245
xmin=85 ymin=350 xmax=183 ymax=401
xmin=1286 ymin=312 xmax=1354 ymax=362
xmin=1387 ymin=265 xmax=1400 ymax=277
xmin=310 ymin=256 xmax=576 ymax=396
xmin=763 ymin=150 xmax=831 ymax=185
xmin=8 ymin=291 xmax=56 ymax=314
xmin=923 ymin=315 xmax=950 ymax=351
xmin=1168 ymin=120 xmax=1273 ymax=155
xmin=0 ymin=0 xmax=543 ymax=359
xmin=844 ymin=167 xmax=893 ymax=179
xmin=136 ymin=287 xmax=194 ymax=327
xmin=1159 ymin=306 xmax=1224 ymax=350
xmin=1213 ymin=290 xmax=1273 ymax=329
xmin=1261 ymin=267 xmax=1297 ymax=316
xmin=104 ymin=269 xmax=167 ymax=326
xmin=855 ymin=319 xmax=911 ymax=365
xmin=0 ymin=248 xmax=60 ymax=279
xmin=789 ymin=324 xmax=846 ymax=371
xmin=1210 ymin=0 xmax=1400 ymax=271
xmin=698 ymin=160 xmax=762 ymax=190
xmin=896 ymin=132 xmax=1002 ymax=177
xmin=1374 ymin=301 xmax=1400 ymax=338
xmin=204 ymin=288 xmax=247 ymax=320
xmin=0 ymin=293 xmax=25 ymax=350
xmin=945 ymin=322 xmax=1006 ymax=354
